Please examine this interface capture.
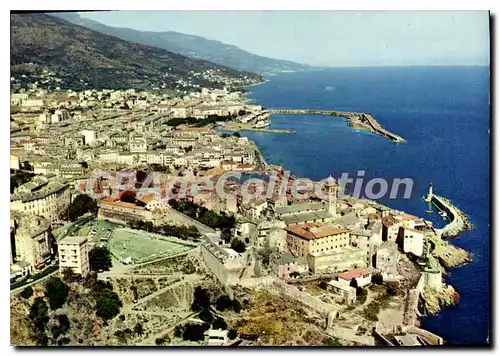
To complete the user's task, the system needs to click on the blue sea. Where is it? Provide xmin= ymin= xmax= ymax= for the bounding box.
xmin=242 ymin=67 xmax=490 ymax=345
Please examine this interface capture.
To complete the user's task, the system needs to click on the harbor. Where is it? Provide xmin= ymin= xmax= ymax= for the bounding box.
xmin=269 ymin=109 xmax=406 ymax=143
xmin=423 ymin=183 xmax=473 ymax=239
xmin=220 ymin=122 xmax=295 ymax=134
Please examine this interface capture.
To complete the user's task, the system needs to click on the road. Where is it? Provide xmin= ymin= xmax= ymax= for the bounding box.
xmin=10 ymin=267 xmax=59 ymax=294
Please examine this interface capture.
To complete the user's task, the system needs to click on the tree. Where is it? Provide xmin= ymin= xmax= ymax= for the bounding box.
xmin=120 ymin=190 xmax=137 ymax=204
xmin=174 ymin=325 xmax=183 ymax=338
xmin=79 ymin=161 xmax=88 ymax=169
xmin=29 ymin=297 xmax=50 ymax=345
xmin=228 ymin=329 xmax=237 ymax=340
xmin=212 ymin=317 xmax=227 ymax=330
xmin=10 ymin=170 xmax=35 ymax=193
xmin=199 ymin=308 xmax=213 ymax=324
xmin=386 ymin=281 xmax=404 ymax=297
xmin=155 ymin=337 xmax=165 ymax=346
xmin=89 ymin=246 xmax=112 ymax=272
xmin=61 ymin=267 xmax=76 ymax=283
xmin=67 ymin=194 xmax=97 ymax=221
xmin=233 ymin=132 xmax=241 ymax=138
xmin=134 ymin=323 xmax=144 ymax=336
xmin=371 ymin=273 xmax=383 ymax=285
xmin=19 ymin=286 xmax=34 ymax=299
xmin=356 ymin=288 xmax=368 ymax=305
xmin=349 ymin=278 xmax=358 ymax=289
xmin=215 ymin=295 xmax=232 ymax=312
xmin=232 ymin=299 xmax=242 ymax=313
xmin=96 ymin=289 xmax=123 ymax=321
xmin=22 ymin=160 xmax=32 ymax=171
xmin=231 ymin=238 xmax=246 ymax=253
xmin=29 ymin=297 xmax=49 ymax=330
xmin=191 ymin=286 xmax=211 ymax=312
xmin=182 ymin=323 xmax=210 ymax=342
xmin=221 ymin=228 xmax=232 ymax=244
xmin=45 ymin=277 xmax=69 ymax=311
xmin=51 ymin=314 xmax=70 ymax=340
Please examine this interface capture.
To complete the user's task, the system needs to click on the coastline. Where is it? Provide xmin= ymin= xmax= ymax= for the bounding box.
xmin=241 ymin=77 xmax=474 ymax=343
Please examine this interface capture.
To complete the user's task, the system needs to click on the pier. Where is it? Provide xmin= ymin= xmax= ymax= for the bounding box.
xmin=220 ymin=122 xmax=295 ymax=134
xmin=431 ymin=194 xmax=471 ymax=238
xmin=269 ymin=109 xmax=406 ymax=143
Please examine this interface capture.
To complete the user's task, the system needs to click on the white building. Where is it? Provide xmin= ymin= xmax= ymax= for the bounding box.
xmin=337 ymin=267 xmax=372 ymax=288
xmin=400 ymin=226 xmax=425 ymax=257
xmin=10 ymin=154 xmax=20 ymax=170
xmin=22 ymin=99 xmax=44 ymax=108
xmin=58 ymin=235 xmax=91 ymax=276
xmin=80 ymin=129 xmax=96 ymax=145
xmin=11 ymin=93 xmax=29 ymax=106
xmin=206 ymin=329 xmax=229 ymax=346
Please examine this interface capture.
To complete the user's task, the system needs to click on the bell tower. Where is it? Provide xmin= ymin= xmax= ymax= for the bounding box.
xmin=324 ymin=175 xmax=338 ymax=217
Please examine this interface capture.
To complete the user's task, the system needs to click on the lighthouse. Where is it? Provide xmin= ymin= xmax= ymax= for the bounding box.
xmin=424 ymin=182 xmax=433 ymax=202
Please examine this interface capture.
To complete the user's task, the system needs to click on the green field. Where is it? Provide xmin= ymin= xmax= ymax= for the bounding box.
xmin=108 ymin=228 xmax=194 ymax=264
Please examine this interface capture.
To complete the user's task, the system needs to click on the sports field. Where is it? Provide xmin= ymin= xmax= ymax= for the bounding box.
xmin=107 ymin=228 xmax=194 ymax=264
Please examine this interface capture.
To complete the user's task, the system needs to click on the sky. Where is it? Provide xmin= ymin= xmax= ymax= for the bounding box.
xmin=80 ymin=11 xmax=490 ymax=67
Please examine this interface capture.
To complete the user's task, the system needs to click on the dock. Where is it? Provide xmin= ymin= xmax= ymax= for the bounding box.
xmin=431 ymin=194 xmax=472 ymax=238
xmin=221 ymin=122 xmax=295 ymax=134
xmin=269 ymin=109 xmax=406 ymax=143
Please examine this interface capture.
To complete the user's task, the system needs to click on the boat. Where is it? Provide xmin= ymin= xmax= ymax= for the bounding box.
xmin=438 ymin=211 xmax=448 ymax=218
xmin=254 ymin=120 xmax=271 ymax=128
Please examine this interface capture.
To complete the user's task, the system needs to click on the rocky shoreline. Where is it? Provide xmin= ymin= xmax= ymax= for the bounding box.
xmin=420 ymin=285 xmax=460 ymax=316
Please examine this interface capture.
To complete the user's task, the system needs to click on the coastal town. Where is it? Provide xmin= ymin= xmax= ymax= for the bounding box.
xmin=9 ymin=71 xmax=474 ymax=347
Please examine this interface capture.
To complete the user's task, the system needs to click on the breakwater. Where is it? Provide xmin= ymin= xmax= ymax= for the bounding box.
xmin=269 ymin=109 xmax=406 ymax=143
xmin=432 ymin=195 xmax=473 ymax=238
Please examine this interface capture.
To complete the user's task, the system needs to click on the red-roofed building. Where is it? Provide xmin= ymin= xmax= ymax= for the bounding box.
xmin=337 ymin=267 xmax=372 ymax=287
xmin=97 ymin=196 xmax=153 ymax=225
xmin=285 ymin=222 xmax=350 ymax=258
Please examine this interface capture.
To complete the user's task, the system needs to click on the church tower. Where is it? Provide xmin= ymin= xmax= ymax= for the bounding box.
xmin=325 ymin=175 xmax=338 ymax=217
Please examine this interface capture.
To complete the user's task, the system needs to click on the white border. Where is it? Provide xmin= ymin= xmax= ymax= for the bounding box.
xmin=3 ymin=1 xmax=497 ymax=355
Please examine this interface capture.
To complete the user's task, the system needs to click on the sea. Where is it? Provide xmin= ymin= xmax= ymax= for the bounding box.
xmin=241 ymin=66 xmax=490 ymax=345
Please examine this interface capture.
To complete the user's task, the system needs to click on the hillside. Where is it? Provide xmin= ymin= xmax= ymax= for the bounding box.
xmin=52 ymin=12 xmax=311 ymax=75
xmin=10 ymin=13 xmax=263 ymax=92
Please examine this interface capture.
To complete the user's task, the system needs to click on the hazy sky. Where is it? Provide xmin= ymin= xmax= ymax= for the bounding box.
xmin=80 ymin=11 xmax=490 ymax=67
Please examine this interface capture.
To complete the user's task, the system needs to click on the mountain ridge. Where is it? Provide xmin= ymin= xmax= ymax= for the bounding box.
xmin=52 ymin=12 xmax=311 ymax=75
xmin=11 ymin=13 xmax=263 ymax=92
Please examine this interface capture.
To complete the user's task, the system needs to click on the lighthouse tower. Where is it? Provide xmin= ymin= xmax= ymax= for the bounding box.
xmin=325 ymin=176 xmax=338 ymax=217
xmin=425 ymin=182 xmax=434 ymax=202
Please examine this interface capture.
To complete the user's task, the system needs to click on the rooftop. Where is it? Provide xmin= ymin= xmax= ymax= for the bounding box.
xmin=59 ymin=235 xmax=88 ymax=245
xmin=285 ymin=223 xmax=349 ymax=240
xmin=337 ymin=267 xmax=372 ymax=281
xmin=382 ymin=215 xmax=399 ymax=228
xmin=275 ymin=202 xmax=326 ymax=215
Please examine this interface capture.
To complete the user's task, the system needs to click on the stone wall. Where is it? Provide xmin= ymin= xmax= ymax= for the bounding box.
xmin=406 ymin=326 xmax=444 ymax=345
xmin=308 ymin=247 xmax=366 ymax=274
xmin=164 ymin=207 xmax=215 ymax=234
xmin=273 ymin=279 xmax=338 ymax=316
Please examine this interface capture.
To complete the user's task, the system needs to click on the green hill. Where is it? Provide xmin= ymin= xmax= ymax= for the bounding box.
xmin=11 ymin=13 xmax=263 ymax=92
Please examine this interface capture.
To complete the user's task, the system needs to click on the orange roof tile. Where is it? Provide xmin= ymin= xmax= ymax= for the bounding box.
xmin=338 ymin=268 xmax=372 ymax=281
xmin=382 ymin=216 xmax=398 ymax=228
xmin=285 ymin=223 xmax=349 ymax=240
